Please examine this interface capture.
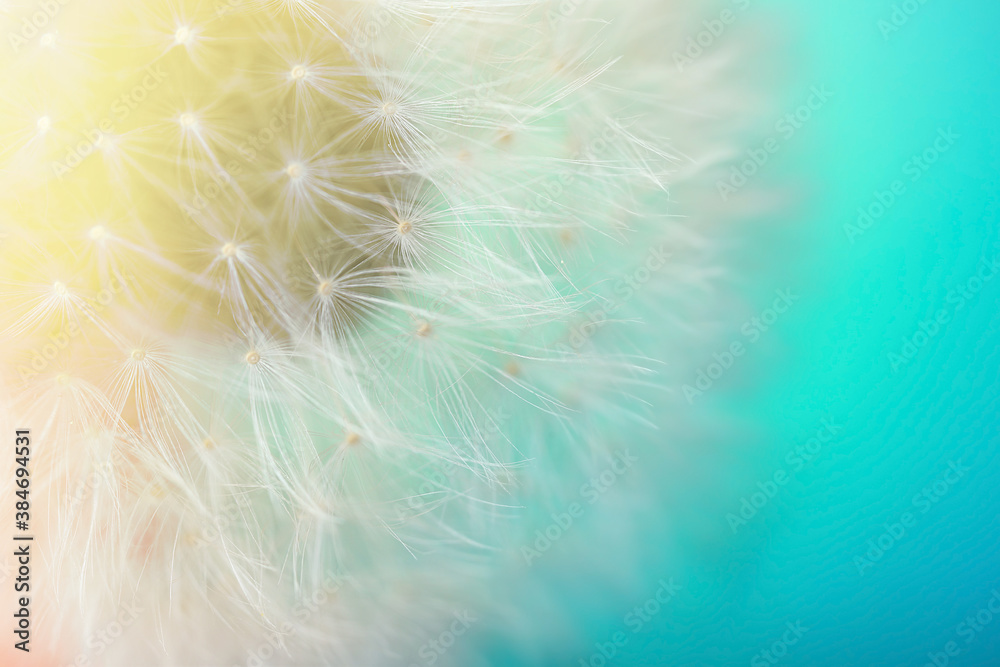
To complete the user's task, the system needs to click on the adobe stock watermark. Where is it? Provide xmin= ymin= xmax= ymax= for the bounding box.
xmin=66 ymin=446 xmax=130 ymax=511
xmin=683 ymin=288 xmax=799 ymax=403
xmin=545 ymin=0 xmax=588 ymax=25
xmin=578 ymin=578 xmax=681 ymax=667
xmin=408 ymin=610 xmax=477 ymax=667
xmin=878 ymin=0 xmax=934 ymax=41
xmin=921 ymin=588 xmax=1000 ymax=667
xmin=184 ymin=496 xmax=248 ymax=550
xmin=395 ymin=457 xmax=462 ymax=522
xmin=8 ymin=0 xmax=71 ymax=52
xmin=526 ymin=118 xmax=623 ymax=218
xmin=394 ymin=407 xmax=511 ymax=522
xmin=16 ymin=274 xmax=133 ymax=381
xmin=181 ymin=108 xmax=293 ymax=219
xmin=888 ymin=251 xmax=997 ymax=373
xmin=61 ymin=602 xmax=143 ymax=667
xmin=726 ymin=417 xmax=842 ymax=534
xmin=343 ymin=0 xmax=404 ymax=52
xmin=52 ymin=66 xmax=169 ymax=178
xmin=369 ymin=286 xmax=457 ymax=373
xmin=844 ymin=127 xmax=958 ymax=243
xmin=556 ymin=243 xmax=673 ymax=354
xmin=521 ymin=449 xmax=638 ymax=565
xmin=853 ymin=459 xmax=969 ymax=575
xmin=673 ymin=0 xmax=752 ymax=71
xmin=750 ymin=621 xmax=809 ymax=667
xmin=717 ymin=85 xmax=833 ymax=201
xmin=234 ymin=574 xmax=350 ymax=667
xmin=214 ymin=0 xmax=244 ymax=19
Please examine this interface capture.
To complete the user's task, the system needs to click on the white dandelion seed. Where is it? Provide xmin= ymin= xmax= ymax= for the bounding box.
xmin=0 ymin=0 xmax=763 ymax=664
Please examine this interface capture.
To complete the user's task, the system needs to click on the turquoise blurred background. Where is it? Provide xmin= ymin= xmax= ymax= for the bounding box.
xmin=466 ymin=1 xmax=1000 ymax=665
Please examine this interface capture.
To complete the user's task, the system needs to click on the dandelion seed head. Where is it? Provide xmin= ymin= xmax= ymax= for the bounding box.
xmin=4 ymin=0 xmax=753 ymax=661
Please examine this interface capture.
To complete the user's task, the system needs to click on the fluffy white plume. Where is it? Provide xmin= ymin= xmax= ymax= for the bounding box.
xmin=0 ymin=0 xmax=759 ymax=664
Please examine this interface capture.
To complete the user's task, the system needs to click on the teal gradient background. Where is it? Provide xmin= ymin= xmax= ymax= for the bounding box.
xmin=467 ymin=1 xmax=1000 ymax=665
